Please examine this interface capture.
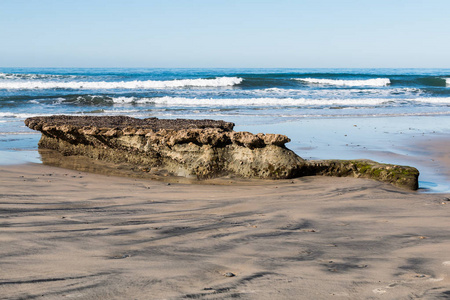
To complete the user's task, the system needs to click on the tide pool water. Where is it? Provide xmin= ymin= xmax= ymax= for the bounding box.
xmin=1 ymin=68 xmax=449 ymax=191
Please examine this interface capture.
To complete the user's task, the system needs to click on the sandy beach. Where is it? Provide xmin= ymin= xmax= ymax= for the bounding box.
xmin=2 ymin=0 xmax=450 ymax=298
xmin=1 ymin=116 xmax=449 ymax=300
xmin=1 ymin=150 xmax=449 ymax=300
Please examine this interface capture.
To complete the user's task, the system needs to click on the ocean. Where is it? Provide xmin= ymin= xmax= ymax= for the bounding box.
xmin=1 ymin=68 xmax=449 ymax=191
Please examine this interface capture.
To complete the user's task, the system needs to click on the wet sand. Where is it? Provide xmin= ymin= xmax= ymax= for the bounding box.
xmin=1 ymin=161 xmax=450 ymax=299
xmin=237 ymin=116 xmax=450 ymax=193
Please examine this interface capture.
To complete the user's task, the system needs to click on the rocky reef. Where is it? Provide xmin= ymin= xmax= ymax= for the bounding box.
xmin=302 ymin=160 xmax=419 ymax=190
xmin=25 ymin=116 xmax=419 ymax=190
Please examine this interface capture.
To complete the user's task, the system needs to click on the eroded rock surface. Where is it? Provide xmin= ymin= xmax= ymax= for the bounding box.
xmin=25 ymin=116 xmax=419 ymax=189
xmin=26 ymin=116 xmax=304 ymax=180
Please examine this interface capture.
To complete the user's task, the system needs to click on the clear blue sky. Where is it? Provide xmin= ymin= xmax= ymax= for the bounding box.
xmin=1 ymin=0 xmax=449 ymax=68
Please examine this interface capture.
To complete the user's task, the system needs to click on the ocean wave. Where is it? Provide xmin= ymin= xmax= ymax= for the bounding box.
xmin=57 ymin=95 xmax=113 ymax=105
xmin=415 ymin=77 xmax=447 ymax=87
xmin=0 ymin=73 xmax=77 ymax=80
xmin=416 ymin=97 xmax=450 ymax=104
xmin=7 ymin=92 xmax=448 ymax=108
xmin=258 ymin=87 xmax=422 ymax=98
xmin=275 ymin=111 xmax=450 ymax=118
xmin=0 ymin=112 xmax=44 ymax=119
xmin=446 ymin=78 xmax=450 ymax=86
xmin=109 ymin=96 xmax=450 ymax=107
xmin=0 ymin=77 xmax=243 ymax=90
xmin=295 ymin=78 xmax=391 ymax=87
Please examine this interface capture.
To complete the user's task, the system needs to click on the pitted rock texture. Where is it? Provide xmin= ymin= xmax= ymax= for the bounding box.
xmin=25 ymin=115 xmax=303 ymax=180
xmin=25 ymin=115 xmax=235 ymax=132
xmin=25 ymin=116 xmax=419 ymax=189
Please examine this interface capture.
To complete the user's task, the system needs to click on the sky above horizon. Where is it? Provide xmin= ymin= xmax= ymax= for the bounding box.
xmin=1 ymin=0 xmax=449 ymax=68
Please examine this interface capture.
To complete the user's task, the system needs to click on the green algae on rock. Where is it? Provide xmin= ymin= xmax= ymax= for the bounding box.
xmin=301 ymin=160 xmax=419 ymax=190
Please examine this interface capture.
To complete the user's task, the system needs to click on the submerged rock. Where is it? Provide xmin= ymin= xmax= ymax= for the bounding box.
xmin=25 ymin=116 xmax=419 ymax=190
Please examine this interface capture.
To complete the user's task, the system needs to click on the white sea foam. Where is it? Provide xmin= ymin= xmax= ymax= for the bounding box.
xmin=129 ymin=87 xmax=421 ymax=101
xmin=295 ymin=78 xmax=391 ymax=87
xmin=0 ymin=112 xmax=44 ymax=119
xmin=257 ymin=87 xmax=421 ymax=98
xmin=53 ymin=87 xmax=424 ymax=105
xmin=0 ymin=77 xmax=243 ymax=90
xmin=0 ymin=73 xmax=77 ymax=80
xmin=420 ymin=97 xmax=450 ymax=104
xmin=446 ymin=78 xmax=450 ymax=86
xmin=111 ymin=97 xmax=137 ymax=104
xmin=111 ymin=96 xmax=394 ymax=107
xmin=110 ymin=96 xmax=450 ymax=107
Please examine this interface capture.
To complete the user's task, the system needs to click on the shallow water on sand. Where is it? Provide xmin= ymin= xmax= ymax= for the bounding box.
xmin=237 ymin=115 xmax=450 ymax=193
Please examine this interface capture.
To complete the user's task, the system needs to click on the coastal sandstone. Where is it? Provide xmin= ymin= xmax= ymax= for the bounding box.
xmin=25 ymin=115 xmax=419 ymax=189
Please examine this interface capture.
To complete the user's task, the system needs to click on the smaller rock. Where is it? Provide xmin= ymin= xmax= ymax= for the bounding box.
xmin=224 ymin=272 xmax=235 ymax=277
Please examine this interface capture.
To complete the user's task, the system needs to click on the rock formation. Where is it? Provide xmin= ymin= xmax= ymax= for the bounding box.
xmin=25 ymin=116 xmax=305 ymax=180
xmin=25 ymin=116 xmax=419 ymax=190
xmin=302 ymin=160 xmax=419 ymax=190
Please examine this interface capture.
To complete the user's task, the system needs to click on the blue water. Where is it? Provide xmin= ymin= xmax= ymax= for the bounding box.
xmin=1 ymin=68 xmax=450 ymax=122
xmin=1 ymin=68 xmax=449 ymax=192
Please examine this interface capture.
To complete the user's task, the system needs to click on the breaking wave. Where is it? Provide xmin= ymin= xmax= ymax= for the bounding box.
xmin=257 ymin=87 xmax=422 ymax=98
xmin=110 ymin=96 xmax=450 ymax=107
xmin=0 ymin=73 xmax=77 ymax=80
xmin=295 ymin=78 xmax=391 ymax=87
xmin=0 ymin=77 xmax=243 ymax=90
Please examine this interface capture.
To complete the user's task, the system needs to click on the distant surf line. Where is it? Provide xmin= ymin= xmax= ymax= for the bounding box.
xmin=0 ymin=77 xmax=243 ymax=90
xmin=294 ymin=78 xmax=391 ymax=87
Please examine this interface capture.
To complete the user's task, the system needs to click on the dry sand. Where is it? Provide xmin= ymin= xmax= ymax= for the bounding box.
xmin=1 ymin=160 xmax=450 ymax=300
